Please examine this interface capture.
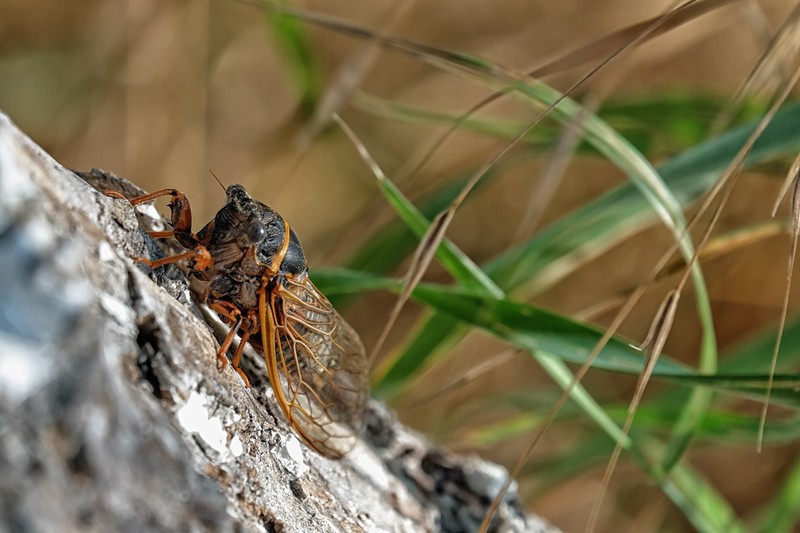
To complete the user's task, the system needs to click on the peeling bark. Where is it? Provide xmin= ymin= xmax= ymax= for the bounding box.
xmin=0 ymin=112 xmax=556 ymax=533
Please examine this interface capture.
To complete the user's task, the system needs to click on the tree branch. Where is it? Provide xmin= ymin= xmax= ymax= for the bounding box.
xmin=0 ymin=111 xmax=555 ymax=533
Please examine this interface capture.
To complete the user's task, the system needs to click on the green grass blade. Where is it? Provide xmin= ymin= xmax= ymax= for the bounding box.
xmin=490 ymin=100 xmax=800 ymax=293
xmin=371 ymin=313 xmax=464 ymax=394
xmin=467 ymin=403 xmax=800 ymax=448
xmin=314 ymin=270 xmax=752 ymax=531
xmin=370 ymin=101 xmax=800 ymax=411
xmin=610 ymin=405 xmax=800 ymax=444
xmin=371 ymin=172 xmax=503 ymax=298
xmin=314 ymin=268 xmax=800 ymax=403
xmin=343 ymin=172 xmax=495 ymax=280
xmin=722 ymin=315 xmax=800 ymax=372
xmin=354 ymin=89 xmax=767 ymax=163
xmin=757 ymin=453 xmax=800 ymax=533
xmin=662 ymin=461 xmax=749 ymax=533
xmin=510 ymin=80 xmax=715 ymax=479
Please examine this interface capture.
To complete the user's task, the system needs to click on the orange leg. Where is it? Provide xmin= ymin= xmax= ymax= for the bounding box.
xmin=133 ymin=247 xmax=211 ymax=271
xmin=147 ymin=230 xmax=175 ymax=240
xmin=127 ymin=189 xmax=195 ymax=247
xmin=105 ymin=188 xmax=193 ymax=240
xmin=206 ymin=299 xmax=254 ymax=387
xmin=105 ymin=187 xmax=212 ymax=271
xmin=231 ymin=328 xmax=253 ymax=388
xmin=207 ymin=299 xmax=242 ymax=369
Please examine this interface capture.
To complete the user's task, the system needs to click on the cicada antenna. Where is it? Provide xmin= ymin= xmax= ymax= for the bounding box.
xmin=208 ymin=168 xmax=226 ymax=191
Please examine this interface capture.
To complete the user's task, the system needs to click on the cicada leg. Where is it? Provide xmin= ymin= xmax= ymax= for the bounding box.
xmin=131 ymin=247 xmax=211 ymax=271
xmin=105 ymin=188 xmax=212 ymax=271
xmin=207 ymin=299 xmax=252 ymax=388
xmin=231 ymin=326 xmax=254 ymax=388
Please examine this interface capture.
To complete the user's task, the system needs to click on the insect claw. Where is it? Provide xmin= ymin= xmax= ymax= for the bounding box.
xmin=103 ymin=189 xmax=128 ymax=200
xmin=216 ymin=350 xmax=228 ymax=370
xmin=235 ymin=368 xmax=251 ymax=388
xmin=215 ymin=348 xmax=250 ymax=387
xmin=132 ymin=256 xmax=156 ymax=268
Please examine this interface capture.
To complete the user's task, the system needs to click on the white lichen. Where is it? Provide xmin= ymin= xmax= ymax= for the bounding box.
xmin=275 ymin=434 xmax=309 ymax=477
xmin=176 ymin=390 xmax=228 ymax=456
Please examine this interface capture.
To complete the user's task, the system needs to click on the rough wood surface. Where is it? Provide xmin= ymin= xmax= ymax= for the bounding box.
xmin=0 ymin=111 xmax=556 ymax=533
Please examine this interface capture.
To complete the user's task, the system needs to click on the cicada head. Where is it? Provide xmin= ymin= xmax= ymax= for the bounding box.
xmin=200 ymin=184 xmax=307 ymax=277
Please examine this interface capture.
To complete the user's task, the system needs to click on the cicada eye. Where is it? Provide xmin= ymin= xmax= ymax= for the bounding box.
xmin=246 ymin=220 xmax=267 ymax=243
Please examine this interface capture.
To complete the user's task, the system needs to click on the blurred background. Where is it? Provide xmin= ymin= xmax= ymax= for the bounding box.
xmin=2 ymin=0 xmax=800 ymax=531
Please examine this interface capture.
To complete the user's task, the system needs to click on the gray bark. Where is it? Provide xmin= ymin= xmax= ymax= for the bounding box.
xmin=0 ymin=111 xmax=556 ymax=533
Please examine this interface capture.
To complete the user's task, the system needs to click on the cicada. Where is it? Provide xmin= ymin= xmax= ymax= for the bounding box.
xmin=116 ymin=184 xmax=369 ymax=458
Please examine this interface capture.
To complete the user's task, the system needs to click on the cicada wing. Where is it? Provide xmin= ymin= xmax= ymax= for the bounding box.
xmin=264 ymin=276 xmax=369 ymax=458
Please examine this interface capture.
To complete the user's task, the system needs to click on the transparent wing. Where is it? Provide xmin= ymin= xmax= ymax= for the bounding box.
xmin=263 ymin=275 xmax=369 ymax=458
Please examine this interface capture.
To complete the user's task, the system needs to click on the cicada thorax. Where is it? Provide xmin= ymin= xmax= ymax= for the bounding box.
xmin=189 ymin=184 xmax=368 ymax=458
xmin=191 ymin=186 xmax=297 ymax=306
